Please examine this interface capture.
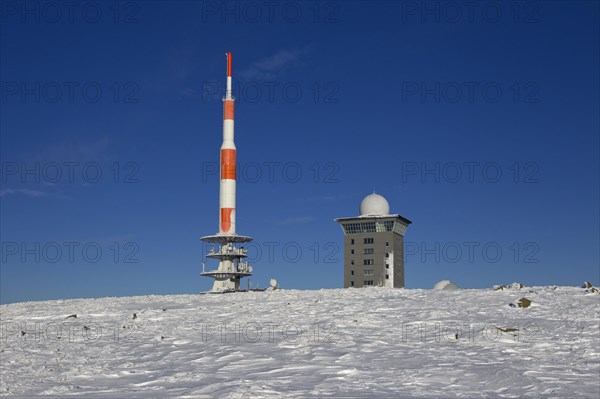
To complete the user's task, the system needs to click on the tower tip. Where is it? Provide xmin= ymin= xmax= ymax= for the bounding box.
xmin=226 ymin=52 xmax=232 ymax=77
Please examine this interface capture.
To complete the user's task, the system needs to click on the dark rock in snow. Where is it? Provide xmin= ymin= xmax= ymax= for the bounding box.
xmin=517 ymin=298 xmax=532 ymax=308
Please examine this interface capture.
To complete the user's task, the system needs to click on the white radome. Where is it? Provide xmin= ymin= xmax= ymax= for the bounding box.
xmin=433 ymin=280 xmax=460 ymax=290
xmin=359 ymin=193 xmax=390 ymax=216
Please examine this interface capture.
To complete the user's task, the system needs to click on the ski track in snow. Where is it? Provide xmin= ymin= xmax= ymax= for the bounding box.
xmin=0 ymin=287 xmax=599 ymax=398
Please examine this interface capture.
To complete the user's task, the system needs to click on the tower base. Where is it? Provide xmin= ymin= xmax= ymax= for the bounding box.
xmin=201 ymin=234 xmax=253 ymax=292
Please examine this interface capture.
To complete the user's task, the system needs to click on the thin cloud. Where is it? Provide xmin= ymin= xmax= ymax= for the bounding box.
xmin=24 ymin=138 xmax=111 ymax=164
xmin=0 ymin=188 xmax=49 ymax=198
xmin=276 ymin=216 xmax=315 ymax=225
xmin=239 ymin=47 xmax=312 ymax=81
xmin=297 ymin=195 xmax=337 ymax=203
xmin=169 ymin=44 xmax=199 ymax=81
xmin=177 ymin=87 xmax=196 ymax=98
xmin=87 ymin=234 xmax=138 ymax=248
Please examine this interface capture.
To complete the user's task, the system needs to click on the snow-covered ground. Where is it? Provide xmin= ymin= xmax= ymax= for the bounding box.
xmin=1 ymin=286 xmax=599 ymax=398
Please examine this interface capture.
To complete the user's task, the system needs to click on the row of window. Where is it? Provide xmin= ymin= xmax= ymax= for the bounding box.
xmin=349 ymin=275 xmax=391 ymax=286
xmin=349 ymin=281 xmax=374 ymax=286
xmin=350 ymin=238 xmax=391 ymax=246
xmin=349 ymin=260 xmax=391 ymax=267
xmin=351 ymin=248 xmax=375 ymax=255
xmin=350 ymin=270 xmax=375 ymax=276
xmin=351 ymin=248 xmax=391 ymax=255
xmin=342 ymin=221 xmax=395 ymax=234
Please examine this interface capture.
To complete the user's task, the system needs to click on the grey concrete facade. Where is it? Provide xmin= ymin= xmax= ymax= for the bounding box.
xmin=335 ymin=215 xmax=411 ymax=288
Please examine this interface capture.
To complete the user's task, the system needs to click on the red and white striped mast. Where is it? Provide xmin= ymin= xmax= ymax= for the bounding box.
xmin=201 ymin=52 xmax=253 ymax=292
xmin=220 ymin=52 xmax=236 ymax=235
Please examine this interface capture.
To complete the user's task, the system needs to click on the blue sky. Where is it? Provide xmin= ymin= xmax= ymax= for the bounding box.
xmin=1 ymin=1 xmax=598 ymax=304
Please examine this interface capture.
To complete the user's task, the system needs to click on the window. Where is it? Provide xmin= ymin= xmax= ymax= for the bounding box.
xmin=351 ymin=239 xmax=355 ymax=245
xmin=378 ymin=221 xmax=394 ymax=232
xmin=385 ymin=253 xmax=389 ymax=258
xmin=364 ymin=238 xmax=374 ymax=244
xmin=364 ymin=269 xmax=374 ymax=275
xmin=363 ymin=248 xmax=374 ymax=255
xmin=385 ymin=242 xmax=390 ymax=247
xmin=342 ymin=221 xmax=394 ymax=234
xmin=363 ymin=259 xmax=374 ymax=265
xmin=386 ymin=275 xmax=389 ymax=279
xmin=385 ymin=264 xmax=389 ymax=269
xmin=351 ymin=281 xmax=354 ymax=286
xmin=364 ymin=280 xmax=374 ymax=286
xmin=351 ymin=271 xmax=354 ymax=276
xmin=351 ymin=249 xmax=354 ymax=254
xmin=351 ymin=260 xmax=355 ymax=265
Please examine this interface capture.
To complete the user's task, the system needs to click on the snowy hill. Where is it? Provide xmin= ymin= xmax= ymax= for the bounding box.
xmin=1 ymin=287 xmax=599 ymax=398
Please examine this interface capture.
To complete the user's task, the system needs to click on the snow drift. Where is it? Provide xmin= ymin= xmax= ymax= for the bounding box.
xmin=1 ymin=286 xmax=599 ymax=398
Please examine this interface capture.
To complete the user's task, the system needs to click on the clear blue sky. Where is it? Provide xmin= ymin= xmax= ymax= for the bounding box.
xmin=1 ymin=1 xmax=598 ymax=304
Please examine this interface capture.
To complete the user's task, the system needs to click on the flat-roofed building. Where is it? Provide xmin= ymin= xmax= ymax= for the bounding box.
xmin=335 ymin=193 xmax=412 ymax=288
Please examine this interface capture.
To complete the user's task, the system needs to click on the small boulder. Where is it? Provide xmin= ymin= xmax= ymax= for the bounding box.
xmin=516 ymin=297 xmax=532 ymax=308
xmin=495 ymin=283 xmax=527 ymax=290
xmin=496 ymin=327 xmax=519 ymax=333
xmin=509 ymin=282 xmax=526 ymax=289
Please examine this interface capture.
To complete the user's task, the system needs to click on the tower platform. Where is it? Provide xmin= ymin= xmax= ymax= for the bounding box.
xmin=201 ymin=234 xmax=253 ymax=244
xmin=200 ymin=234 xmax=254 ymax=292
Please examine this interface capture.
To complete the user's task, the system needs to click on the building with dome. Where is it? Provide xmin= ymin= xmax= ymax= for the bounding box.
xmin=335 ymin=193 xmax=412 ymax=288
